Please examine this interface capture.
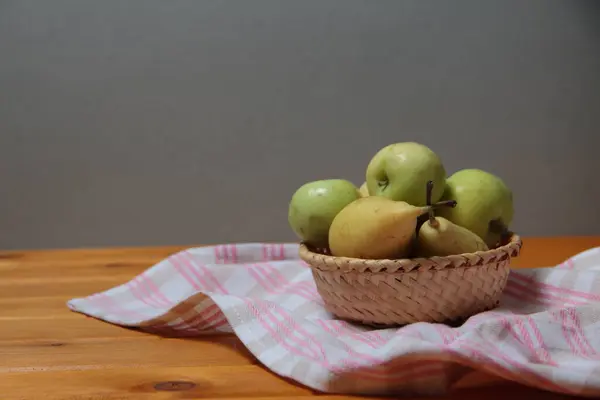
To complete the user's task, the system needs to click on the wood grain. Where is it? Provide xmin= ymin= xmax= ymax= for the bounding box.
xmin=0 ymin=237 xmax=598 ymax=400
xmin=0 ymin=365 xmax=314 ymax=399
xmin=0 ymin=296 xmax=73 ymax=318
xmin=0 ymin=336 xmax=256 ymax=369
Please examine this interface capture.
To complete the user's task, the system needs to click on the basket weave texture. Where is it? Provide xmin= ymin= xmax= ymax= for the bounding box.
xmin=299 ymin=234 xmax=522 ymax=326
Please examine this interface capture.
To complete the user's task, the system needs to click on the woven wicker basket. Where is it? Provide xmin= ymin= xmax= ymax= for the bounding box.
xmin=299 ymin=234 xmax=522 ymax=326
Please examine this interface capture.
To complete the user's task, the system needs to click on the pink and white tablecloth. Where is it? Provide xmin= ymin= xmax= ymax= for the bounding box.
xmin=68 ymin=243 xmax=600 ymax=397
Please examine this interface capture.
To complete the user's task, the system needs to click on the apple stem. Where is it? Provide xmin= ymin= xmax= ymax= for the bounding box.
xmin=378 ymin=180 xmax=389 ymax=192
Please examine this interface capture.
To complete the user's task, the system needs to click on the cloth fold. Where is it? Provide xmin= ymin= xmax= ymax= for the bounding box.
xmin=67 ymin=243 xmax=600 ymax=397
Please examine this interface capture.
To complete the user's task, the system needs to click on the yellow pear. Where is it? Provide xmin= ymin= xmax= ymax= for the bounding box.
xmin=416 ymin=216 xmax=489 ymax=257
xmin=359 ymin=181 xmax=369 ymax=197
xmin=415 ymin=179 xmax=488 ymax=257
xmin=328 ymin=196 xmax=430 ymax=259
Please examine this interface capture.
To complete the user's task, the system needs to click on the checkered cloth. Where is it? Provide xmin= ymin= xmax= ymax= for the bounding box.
xmin=67 ymin=243 xmax=600 ymax=397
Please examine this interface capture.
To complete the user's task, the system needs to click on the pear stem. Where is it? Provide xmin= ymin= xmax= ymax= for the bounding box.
xmin=424 ymin=180 xmax=456 ymax=227
xmin=426 ymin=180 xmax=434 ymax=207
xmin=425 ymin=180 xmax=436 ymax=227
xmin=427 ymin=208 xmax=437 ymax=227
xmin=433 ymin=199 xmax=457 ymax=208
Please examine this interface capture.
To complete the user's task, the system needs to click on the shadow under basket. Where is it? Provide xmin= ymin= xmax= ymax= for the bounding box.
xmin=299 ymin=234 xmax=523 ymax=327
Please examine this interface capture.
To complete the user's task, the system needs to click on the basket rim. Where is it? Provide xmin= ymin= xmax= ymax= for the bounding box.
xmin=298 ymin=233 xmax=522 ymax=274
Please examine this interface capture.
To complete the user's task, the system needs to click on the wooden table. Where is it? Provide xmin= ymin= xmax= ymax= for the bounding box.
xmin=1 ymin=237 xmax=598 ymax=400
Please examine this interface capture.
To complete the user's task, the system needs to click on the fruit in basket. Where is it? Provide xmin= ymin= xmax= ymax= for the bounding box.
xmin=288 ymin=179 xmax=360 ymax=248
xmin=359 ymin=182 xmax=369 ymax=197
xmin=366 ymin=142 xmax=446 ymax=206
xmin=416 ymin=181 xmax=488 ymax=257
xmin=328 ymin=197 xmax=423 ymax=259
xmin=328 ymin=195 xmax=456 ymax=259
xmin=437 ymin=169 xmax=513 ymax=248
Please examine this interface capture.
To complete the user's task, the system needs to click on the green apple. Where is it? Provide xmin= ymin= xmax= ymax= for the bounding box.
xmin=366 ymin=142 xmax=446 ymax=206
xmin=288 ymin=179 xmax=360 ymax=248
xmin=436 ymin=169 xmax=514 ymax=248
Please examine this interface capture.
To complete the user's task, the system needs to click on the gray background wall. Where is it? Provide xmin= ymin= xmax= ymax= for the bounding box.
xmin=1 ymin=0 xmax=599 ymax=250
